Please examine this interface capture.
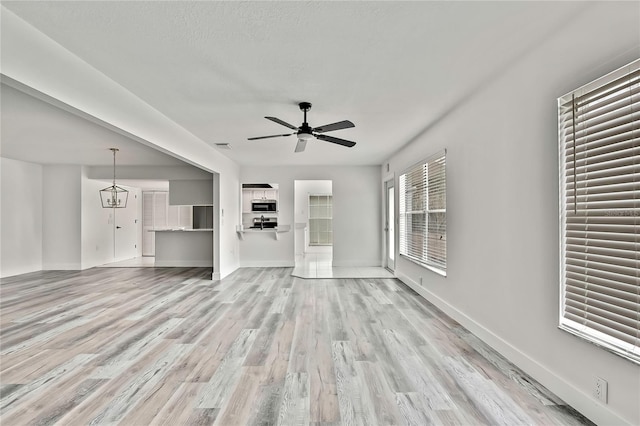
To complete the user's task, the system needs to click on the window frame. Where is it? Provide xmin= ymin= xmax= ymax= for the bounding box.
xmin=557 ymin=59 xmax=640 ymax=365
xmin=308 ymin=194 xmax=332 ymax=246
xmin=398 ymin=150 xmax=447 ymax=276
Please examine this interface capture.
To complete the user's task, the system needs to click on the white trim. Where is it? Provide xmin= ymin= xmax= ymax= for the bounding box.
xmin=395 ymin=272 xmax=632 ymax=426
xmin=154 ymin=260 xmax=213 ymax=267
xmin=398 ymin=254 xmax=446 ymax=277
xmin=42 ymin=263 xmax=82 ymax=270
xmin=239 ymin=261 xmax=295 ymax=268
xmin=331 ymin=259 xmax=382 ymax=267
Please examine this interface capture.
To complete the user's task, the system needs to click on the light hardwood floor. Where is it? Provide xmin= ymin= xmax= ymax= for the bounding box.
xmin=1 ymin=267 xmax=592 ymax=425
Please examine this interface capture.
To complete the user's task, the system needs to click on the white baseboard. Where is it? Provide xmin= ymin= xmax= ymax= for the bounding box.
xmin=395 ymin=272 xmax=630 ymax=426
xmin=42 ymin=263 xmax=82 ymax=271
xmin=239 ymin=261 xmax=295 ymax=268
xmin=331 ymin=259 xmax=382 ymax=267
xmin=154 ymin=260 xmax=213 ymax=267
xmin=0 ymin=265 xmax=42 ymax=278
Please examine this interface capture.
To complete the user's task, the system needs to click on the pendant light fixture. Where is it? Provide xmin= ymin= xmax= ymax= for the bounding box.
xmin=99 ymin=148 xmax=128 ymax=208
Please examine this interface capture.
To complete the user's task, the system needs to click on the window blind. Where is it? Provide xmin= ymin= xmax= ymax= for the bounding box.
xmin=558 ymin=59 xmax=640 ymax=364
xmin=399 ymin=150 xmax=446 ymax=275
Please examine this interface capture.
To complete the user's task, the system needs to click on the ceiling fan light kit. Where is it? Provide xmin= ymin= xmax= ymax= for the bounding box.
xmin=248 ymin=102 xmax=356 ymax=153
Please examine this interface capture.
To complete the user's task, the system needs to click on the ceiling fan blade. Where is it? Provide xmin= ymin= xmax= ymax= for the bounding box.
xmin=265 ymin=116 xmax=298 ymax=130
xmin=313 ymin=120 xmax=355 ymax=133
xmin=247 ymin=133 xmax=294 ymax=140
xmin=315 ymin=134 xmax=356 ymax=147
xmin=294 ymin=139 xmax=307 ymax=153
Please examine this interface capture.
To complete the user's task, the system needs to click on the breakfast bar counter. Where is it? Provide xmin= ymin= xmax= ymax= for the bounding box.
xmin=153 ymin=229 xmax=213 ymax=267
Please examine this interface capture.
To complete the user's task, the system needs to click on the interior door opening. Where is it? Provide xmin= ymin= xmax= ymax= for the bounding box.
xmin=294 ymin=180 xmax=333 ymax=273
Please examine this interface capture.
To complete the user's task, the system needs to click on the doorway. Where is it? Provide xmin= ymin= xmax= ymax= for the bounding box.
xmin=293 ymin=180 xmax=332 ymax=277
xmin=385 ymin=179 xmax=395 ymax=272
xmin=114 ymin=192 xmax=140 ymax=262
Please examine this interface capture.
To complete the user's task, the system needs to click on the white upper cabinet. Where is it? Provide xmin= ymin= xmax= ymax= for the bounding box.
xmin=241 ymin=183 xmax=279 ymax=212
xmin=250 ymin=189 xmax=277 ymax=200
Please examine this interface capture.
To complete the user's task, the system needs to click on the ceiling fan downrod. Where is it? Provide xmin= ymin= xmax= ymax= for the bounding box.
xmin=299 ymin=102 xmax=312 ymax=125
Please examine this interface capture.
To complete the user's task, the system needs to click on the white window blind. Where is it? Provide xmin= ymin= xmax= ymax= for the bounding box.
xmin=558 ymin=59 xmax=640 ymax=364
xmin=399 ymin=150 xmax=446 ymax=275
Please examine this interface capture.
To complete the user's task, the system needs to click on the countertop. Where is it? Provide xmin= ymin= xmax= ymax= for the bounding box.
xmin=236 ymin=225 xmax=291 ymax=240
xmin=151 ymin=228 xmax=214 ymax=232
xmin=237 ymin=225 xmax=290 ymax=233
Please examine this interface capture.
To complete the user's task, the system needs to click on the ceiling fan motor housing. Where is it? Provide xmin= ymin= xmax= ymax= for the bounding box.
xmin=298 ymin=122 xmax=313 ymax=137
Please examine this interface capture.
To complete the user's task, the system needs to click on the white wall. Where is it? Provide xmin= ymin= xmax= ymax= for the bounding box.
xmin=42 ymin=165 xmax=82 ymax=270
xmin=216 ymin=171 xmax=240 ymax=278
xmin=0 ymin=157 xmax=43 ymax=277
xmin=0 ymin=160 xmax=142 ymax=274
xmin=240 ymin=166 xmax=380 ymax=267
xmin=80 ymin=169 xmax=142 ymax=269
xmin=384 ymin=3 xmax=640 ymax=425
xmin=80 ymin=171 xmax=114 ymax=269
xmin=294 ymin=180 xmax=332 ymax=224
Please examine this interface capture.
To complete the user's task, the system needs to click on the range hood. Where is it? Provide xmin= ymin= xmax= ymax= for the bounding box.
xmin=242 ymin=183 xmax=273 ymax=189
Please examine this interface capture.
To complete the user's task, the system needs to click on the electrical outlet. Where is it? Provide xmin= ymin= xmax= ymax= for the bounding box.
xmin=594 ymin=377 xmax=608 ymax=403
xmin=419 ymin=276 xmax=423 ymax=285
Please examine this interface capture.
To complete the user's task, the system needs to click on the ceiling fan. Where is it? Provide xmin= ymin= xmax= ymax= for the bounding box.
xmin=248 ymin=102 xmax=356 ymax=153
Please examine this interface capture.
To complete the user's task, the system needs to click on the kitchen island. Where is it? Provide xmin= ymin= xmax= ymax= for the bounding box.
xmin=153 ymin=229 xmax=213 ymax=267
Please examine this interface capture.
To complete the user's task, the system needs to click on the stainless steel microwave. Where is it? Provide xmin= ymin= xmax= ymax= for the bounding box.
xmin=251 ymin=200 xmax=277 ymax=212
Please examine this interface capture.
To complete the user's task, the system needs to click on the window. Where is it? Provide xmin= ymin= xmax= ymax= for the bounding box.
xmin=558 ymin=59 xmax=639 ymax=364
xmin=399 ymin=150 xmax=446 ymax=275
xmin=309 ymin=194 xmax=332 ymax=246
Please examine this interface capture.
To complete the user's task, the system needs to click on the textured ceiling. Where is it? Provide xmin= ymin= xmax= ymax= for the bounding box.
xmin=1 ymin=1 xmax=584 ymax=167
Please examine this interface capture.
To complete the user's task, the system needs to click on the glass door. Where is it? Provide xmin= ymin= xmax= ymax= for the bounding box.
xmin=385 ymin=180 xmax=395 ymax=271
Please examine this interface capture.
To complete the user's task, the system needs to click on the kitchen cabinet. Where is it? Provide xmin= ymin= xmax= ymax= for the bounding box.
xmin=250 ymin=189 xmax=277 ymax=200
xmin=143 ymin=191 xmax=169 ymax=256
xmin=169 ymin=179 xmax=213 ymax=205
xmin=242 ymin=189 xmax=276 ymax=211
xmin=242 ymin=185 xmax=278 ymax=213
xmin=143 ymin=191 xmax=192 ymax=256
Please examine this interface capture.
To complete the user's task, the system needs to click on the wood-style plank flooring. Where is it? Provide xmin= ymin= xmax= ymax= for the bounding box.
xmin=1 ymin=267 xmax=592 ymax=425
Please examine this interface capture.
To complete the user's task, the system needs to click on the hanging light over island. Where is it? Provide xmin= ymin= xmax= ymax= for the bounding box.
xmin=99 ymin=148 xmax=128 ymax=208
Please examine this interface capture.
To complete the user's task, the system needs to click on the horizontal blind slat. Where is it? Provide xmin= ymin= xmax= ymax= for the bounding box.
xmin=565 ymin=273 xmax=639 ymax=296
xmin=565 ymin=285 xmax=640 ymax=313
xmin=563 ymin=69 xmax=640 ymax=107
xmin=565 ymin=300 xmax=639 ymax=331
xmin=566 ymin=280 xmax=640 ymax=305
xmin=560 ymin=61 xmax=640 ymax=362
xmin=564 ymin=307 xmax=639 ymax=344
xmin=563 ymin=313 xmax=639 ymax=346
